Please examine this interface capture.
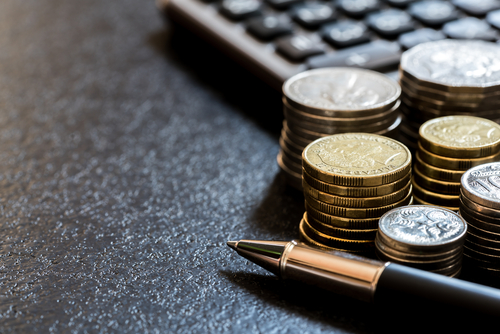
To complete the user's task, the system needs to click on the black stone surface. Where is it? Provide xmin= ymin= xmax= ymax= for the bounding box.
xmin=1 ymin=0 xmax=498 ymax=333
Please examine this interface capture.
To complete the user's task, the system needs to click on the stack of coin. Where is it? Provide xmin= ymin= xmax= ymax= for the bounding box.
xmin=412 ymin=116 xmax=500 ymax=211
xmin=460 ymin=163 xmax=500 ymax=276
xmin=278 ymin=67 xmax=402 ymax=190
xmin=376 ymin=205 xmax=467 ymax=277
xmin=298 ymin=133 xmax=413 ymax=254
xmin=398 ymin=40 xmax=500 ymax=151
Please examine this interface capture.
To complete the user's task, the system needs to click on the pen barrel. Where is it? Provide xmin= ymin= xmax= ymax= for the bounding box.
xmin=375 ymin=263 xmax=500 ymax=317
xmin=281 ymin=243 xmax=387 ymax=303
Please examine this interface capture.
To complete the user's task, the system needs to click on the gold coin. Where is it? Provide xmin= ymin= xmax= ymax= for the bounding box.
xmin=413 ymin=165 xmax=460 ymax=194
xmin=305 ymin=190 xmax=412 ymax=218
xmin=412 ymin=177 xmax=460 ymax=207
xmin=303 ymin=133 xmax=412 ymax=186
xmin=304 ymin=212 xmax=378 ymax=240
xmin=302 ymin=169 xmax=411 ymax=197
xmin=412 ymin=194 xmax=459 ymax=211
xmin=417 ymin=142 xmax=500 ymax=171
xmin=415 ymin=152 xmax=464 ymax=182
xmin=419 ymin=116 xmax=500 ymax=158
xmin=305 ymin=201 xmax=380 ymax=229
xmin=303 ymin=177 xmax=411 ymax=208
xmin=300 ymin=217 xmax=374 ymax=251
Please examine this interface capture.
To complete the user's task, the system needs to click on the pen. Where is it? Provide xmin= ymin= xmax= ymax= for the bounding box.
xmin=227 ymin=239 xmax=500 ymax=317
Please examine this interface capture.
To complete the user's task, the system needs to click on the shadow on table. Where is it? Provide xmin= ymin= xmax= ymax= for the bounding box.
xmin=148 ymin=22 xmax=283 ymax=138
xmin=222 ymin=270 xmax=499 ymax=334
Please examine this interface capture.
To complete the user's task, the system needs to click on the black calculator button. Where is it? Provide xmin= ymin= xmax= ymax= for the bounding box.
xmin=408 ymin=1 xmax=459 ymax=27
xmin=383 ymin=0 xmax=417 ymax=8
xmin=307 ymin=40 xmax=400 ymax=71
xmin=443 ymin=18 xmax=497 ymax=41
xmin=366 ymin=9 xmax=415 ymax=38
xmin=276 ymin=35 xmax=325 ymax=61
xmin=247 ymin=15 xmax=294 ymax=40
xmin=398 ymin=28 xmax=446 ymax=50
xmin=220 ymin=0 xmax=262 ymax=21
xmin=486 ymin=10 xmax=500 ymax=30
xmin=451 ymin=0 xmax=500 ymax=16
xmin=322 ymin=21 xmax=371 ymax=48
xmin=291 ymin=3 xmax=337 ymax=29
xmin=336 ymin=0 xmax=380 ymax=18
xmin=265 ymin=0 xmax=303 ymax=10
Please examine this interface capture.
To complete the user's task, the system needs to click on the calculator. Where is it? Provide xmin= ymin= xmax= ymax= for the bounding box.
xmin=158 ymin=0 xmax=500 ymax=90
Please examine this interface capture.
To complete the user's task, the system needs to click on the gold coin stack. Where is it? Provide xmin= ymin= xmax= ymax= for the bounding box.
xmin=278 ymin=67 xmax=402 ymax=190
xmin=413 ymin=116 xmax=500 ymax=211
xmin=376 ymin=206 xmax=467 ymax=277
xmin=398 ymin=40 xmax=500 ymax=152
xmin=460 ymin=163 xmax=500 ymax=276
xmin=298 ymin=133 xmax=413 ymax=254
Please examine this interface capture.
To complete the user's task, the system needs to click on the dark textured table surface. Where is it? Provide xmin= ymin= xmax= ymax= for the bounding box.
xmin=1 ymin=1 xmax=498 ymax=333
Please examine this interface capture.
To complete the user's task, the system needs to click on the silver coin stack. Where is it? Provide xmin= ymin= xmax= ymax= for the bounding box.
xmin=278 ymin=67 xmax=402 ymax=190
xmin=460 ymin=163 xmax=500 ymax=276
xmin=376 ymin=205 xmax=467 ymax=277
xmin=398 ymin=40 xmax=500 ymax=152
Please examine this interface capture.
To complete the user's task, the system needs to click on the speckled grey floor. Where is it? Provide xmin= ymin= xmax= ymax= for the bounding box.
xmin=0 ymin=1 xmax=496 ymax=333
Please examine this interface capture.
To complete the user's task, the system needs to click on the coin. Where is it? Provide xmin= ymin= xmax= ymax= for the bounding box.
xmin=303 ymin=177 xmax=411 ymax=208
xmin=283 ymin=68 xmax=401 ymax=117
xmin=281 ymin=129 xmax=304 ymax=156
xmin=465 ymin=238 xmax=500 ymax=257
xmin=277 ymin=151 xmax=302 ymax=190
xmin=461 ymin=162 xmax=500 ymax=210
xmin=378 ymin=205 xmax=467 ymax=253
xmin=305 ymin=190 xmax=411 ymax=219
xmin=412 ymin=177 xmax=460 ymax=207
xmin=283 ymin=120 xmax=312 ymax=148
xmin=459 ymin=202 xmax=500 ymax=231
xmin=305 ymin=202 xmax=380 ymax=229
xmin=413 ymin=166 xmax=461 ymax=194
xmin=283 ymin=98 xmax=400 ymax=126
xmin=417 ymin=142 xmax=500 ymax=171
xmin=303 ymin=133 xmax=412 ymax=186
xmin=400 ymin=40 xmax=500 ymax=94
xmin=415 ymin=152 xmax=464 ymax=182
xmin=419 ymin=116 xmax=500 ymax=158
xmin=302 ymin=169 xmax=411 ymax=197
xmin=300 ymin=217 xmax=374 ymax=251
xmin=304 ymin=212 xmax=378 ymax=240
xmin=279 ymin=137 xmax=302 ymax=166
xmin=460 ymin=190 xmax=500 ymax=218
xmin=413 ymin=194 xmax=459 ymax=211
xmin=468 ymin=223 xmax=500 ymax=242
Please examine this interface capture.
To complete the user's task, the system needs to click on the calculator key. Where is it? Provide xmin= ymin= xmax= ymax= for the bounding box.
xmin=398 ymin=28 xmax=445 ymax=50
xmin=322 ymin=21 xmax=371 ymax=47
xmin=366 ymin=9 xmax=415 ymax=38
xmin=291 ymin=3 xmax=337 ymax=29
xmin=408 ymin=1 xmax=459 ymax=27
xmin=220 ymin=0 xmax=262 ymax=20
xmin=247 ymin=15 xmax=293 ymax=40
xmin=265 ymin=0 xmax=303 ymax=10
xmin=384 ymin=0 xmax=416 ymax=7
xmin=336 ymin=0 xmax=380 ymax=17
xmin=486 ymin=10 xmax=500 ymax=30
xmin=307 ymin=40 xmax=401 ymax=71
xmin=443 ymin=18 xmax=497 ymax=41
xmin=451 ymin=0 xmax=500 ymax=16
xmin=276 ymin=35 xmax=325 ymax=61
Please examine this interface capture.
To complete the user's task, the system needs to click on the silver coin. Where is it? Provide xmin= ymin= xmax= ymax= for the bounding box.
xmin=461 ymin=162 xmax=500 ymax=210
xmin=400 ymin=40 xmax=500 ymax=93
xmin=283 ymin=67 xmax=401 ymax=115
xmin=378 ymin=205 xmax=467 ymax=252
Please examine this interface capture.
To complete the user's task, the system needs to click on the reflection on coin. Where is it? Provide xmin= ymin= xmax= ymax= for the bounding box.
xmin=401 ymin=40 xmax=500 ymax=93
xmin=304 ymin=212 xmax=377 ymax=240
xmin=412 ymin=177 xmax=460 ymax=207
xmin=461 ymin=162 xmax=500 ymax=210
xmin=378 ymin=205 xmax=467 ymax=253
xmin=415 ymin=152 xmax=464 ymax=182
xmin=305 ymin=202 xmax=380 ymax=229
xmin=419 ymin=116 xmax=500 ymax=158
xmin=413 ymin=166 xmax=461 ymax=194
xmin=303 ymin=133 xmax=411 ymax=186
xmin=283 ymin=67 xmax=401 ymax=116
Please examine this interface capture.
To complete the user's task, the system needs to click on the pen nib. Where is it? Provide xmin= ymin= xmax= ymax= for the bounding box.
xmin=227 ymin=241 xmax=238 ymax=250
